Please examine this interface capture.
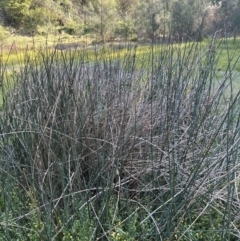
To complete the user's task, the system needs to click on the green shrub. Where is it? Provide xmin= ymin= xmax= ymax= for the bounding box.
xmin=63 ymin=19 xmax=84 ymax=35
xmin=0 ymin=25 xmax=9 ymax=40
xmin=115 ymin=19 xmax=135 ymax=40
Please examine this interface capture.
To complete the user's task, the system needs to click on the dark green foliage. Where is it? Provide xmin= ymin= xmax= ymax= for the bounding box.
xmin=171 ymin=1 xmax=194 ymax=39
xmin=1 ymin=0 xmax=32 ymax=28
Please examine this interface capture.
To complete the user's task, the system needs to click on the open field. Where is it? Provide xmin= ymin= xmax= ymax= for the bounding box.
xmin=0 ymin=36 xmax=240 ymax=240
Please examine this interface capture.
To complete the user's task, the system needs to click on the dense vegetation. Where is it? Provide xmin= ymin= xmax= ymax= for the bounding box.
xmin=0 ymin=0 xmax=240 ymax=42
xmin=0 ymin=36 xmax=240 ymax=240
xmin=1 ymin=0 xmax=240 ymax=240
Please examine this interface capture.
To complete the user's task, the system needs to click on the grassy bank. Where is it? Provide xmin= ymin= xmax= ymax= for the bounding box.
xmin=0 ymin=37 xmax=240 ymax=240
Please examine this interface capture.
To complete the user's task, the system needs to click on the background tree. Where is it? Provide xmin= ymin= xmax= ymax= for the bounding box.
xmin=0 ymin=0 xmax=63 ymax=33
xmin=231 ymin=0 xmax=240 ymax=40
xmin=217 ymin=0 xmax=240 ymax=35
xmin=88 ymin=0 xmax=118 ymax=42
xmin=171 ymin=0 xmax=195 ymax=41
xmin=115 ymin=0 xmax=139 ymax=40
xmin=170 ymin=0 xmax=207 ymax=42
xmin=157 ymin=0 xmax=171 ymax=42
xmin=1 ymin=0 xmax=240 ymax=40
xmin=135 ymin=0 xmax=163 ymax=42
xmin=1 ymin=0 xmax=32 ymax=29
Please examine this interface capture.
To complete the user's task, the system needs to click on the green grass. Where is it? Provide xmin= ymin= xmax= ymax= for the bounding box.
xmin=1 ymin=35 xmax=240 ymax=71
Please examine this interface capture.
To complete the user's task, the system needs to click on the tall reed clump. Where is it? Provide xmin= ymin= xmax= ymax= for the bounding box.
xmin=0 ymin=39 xmax=240 ymax=240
